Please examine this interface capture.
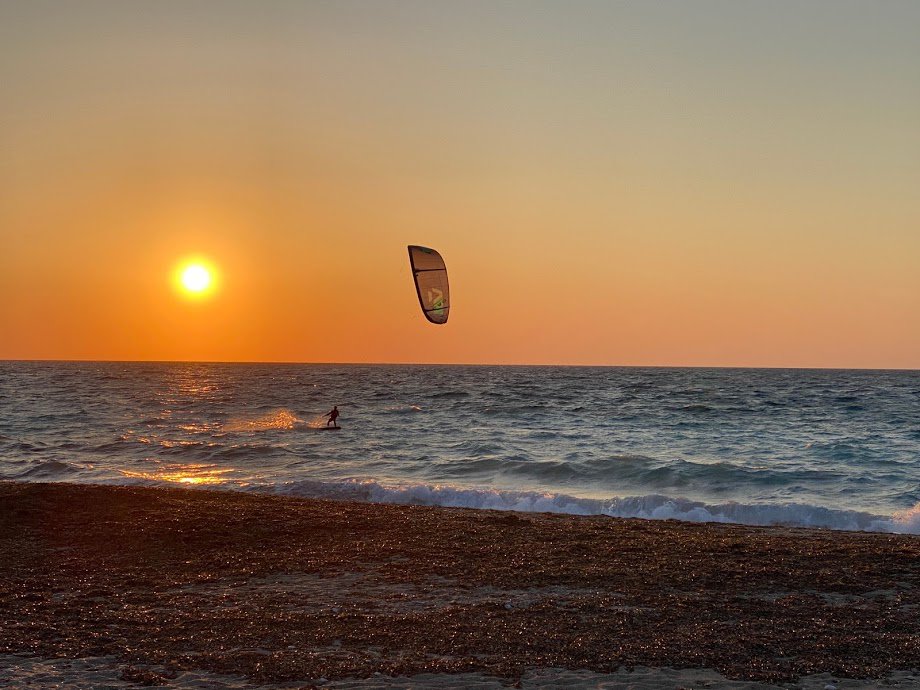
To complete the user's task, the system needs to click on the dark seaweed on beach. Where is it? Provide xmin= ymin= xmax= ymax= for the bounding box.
xmin=1 ymin=482 xmax=919 ymax=684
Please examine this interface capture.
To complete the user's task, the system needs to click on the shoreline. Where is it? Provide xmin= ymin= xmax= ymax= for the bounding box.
xmin=2 ymin=481 xmax=919 ymax=686
xmin=8 ymin=476 xmax=917 ymax=536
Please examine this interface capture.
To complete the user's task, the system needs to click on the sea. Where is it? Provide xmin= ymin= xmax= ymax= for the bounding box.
xmin=2 ymin=361 xmax=919 ymax=533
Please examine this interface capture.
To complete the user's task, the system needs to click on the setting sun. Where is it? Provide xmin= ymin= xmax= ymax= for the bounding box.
xmin=182 ymin=265 xmax=211 ymax=292
xmin=175 ymin=260 xmax=217 ymax=298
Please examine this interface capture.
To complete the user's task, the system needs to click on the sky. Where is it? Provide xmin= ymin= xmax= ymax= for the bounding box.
xmin=1 ymin=1 xmax=918 ymax=368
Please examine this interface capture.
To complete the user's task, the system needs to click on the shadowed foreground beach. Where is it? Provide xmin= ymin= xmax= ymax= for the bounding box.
xmin=1 ymin=482 xmax=919 ymax=688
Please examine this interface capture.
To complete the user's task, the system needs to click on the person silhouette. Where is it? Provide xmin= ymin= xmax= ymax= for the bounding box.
xmin=325 ymin=406 xmax=340 ymax=428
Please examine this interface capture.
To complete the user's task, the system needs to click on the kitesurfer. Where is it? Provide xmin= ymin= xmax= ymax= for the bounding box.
xmin=325 ymin=406 xmax=340 ymax=428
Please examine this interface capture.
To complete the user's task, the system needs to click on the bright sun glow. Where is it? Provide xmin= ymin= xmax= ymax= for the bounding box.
xmin=182 ymin=265 xmax=211 ymax=292
xmin=175 ymin=260 xmax=217 ymax=298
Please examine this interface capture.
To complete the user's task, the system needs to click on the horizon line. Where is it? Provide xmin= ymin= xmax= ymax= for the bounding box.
xmin=1 ymin=358 xmax=917 ymax=373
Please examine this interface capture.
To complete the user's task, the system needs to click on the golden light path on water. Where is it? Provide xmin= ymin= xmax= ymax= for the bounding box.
xmin=118 ymin=368 xmax=247 ymax=486
xmin=120 ymin=465 xmax=236 ymax=485
xmin=116 ymin=368 xmax=314 ymax=487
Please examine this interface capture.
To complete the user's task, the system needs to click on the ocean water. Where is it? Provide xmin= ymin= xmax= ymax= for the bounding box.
xmin=1 ymin=361 xmax=919 ymax=533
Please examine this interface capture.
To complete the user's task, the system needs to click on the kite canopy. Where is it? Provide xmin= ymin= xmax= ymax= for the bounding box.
xmin=407 ymin=245 xmax=449 ymax=324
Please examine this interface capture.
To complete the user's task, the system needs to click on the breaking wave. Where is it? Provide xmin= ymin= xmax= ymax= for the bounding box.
xmin=237 ymin=478 xmax=920 ymax=535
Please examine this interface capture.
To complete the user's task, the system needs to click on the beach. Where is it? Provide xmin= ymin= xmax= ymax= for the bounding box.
xmin=2 ymin=482 xmax=919 ymax=688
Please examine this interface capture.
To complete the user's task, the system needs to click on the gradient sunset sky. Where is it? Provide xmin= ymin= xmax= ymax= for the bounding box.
xmin=1 ymin=1 xmax=917 ymax=368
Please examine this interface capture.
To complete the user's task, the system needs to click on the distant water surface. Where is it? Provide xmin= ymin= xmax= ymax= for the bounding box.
xmin=1 ymin=362 xmax=918 ymax=533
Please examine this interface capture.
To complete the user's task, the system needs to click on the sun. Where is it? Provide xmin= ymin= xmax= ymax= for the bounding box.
xmin=175 ymin=259 xmax=217 ymax=298
xmin=182 ymin=264 xmax=211 ymax=292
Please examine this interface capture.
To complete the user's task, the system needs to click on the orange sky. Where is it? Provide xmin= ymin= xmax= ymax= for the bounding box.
xmin=1 ymin=2 xmax=918 ymax=368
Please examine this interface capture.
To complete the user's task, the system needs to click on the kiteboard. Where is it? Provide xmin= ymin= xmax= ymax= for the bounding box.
xmin=317 ymin=426 xmax=341 ymax=431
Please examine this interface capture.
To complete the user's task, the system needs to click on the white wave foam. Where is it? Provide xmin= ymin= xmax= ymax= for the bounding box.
xmin=50 ymin=472 xmax=920 ymax=535
xmin=892 ymin=503 xmax=920 ymax=533
xmin=249 ymin=478 xmax=920 ymax=535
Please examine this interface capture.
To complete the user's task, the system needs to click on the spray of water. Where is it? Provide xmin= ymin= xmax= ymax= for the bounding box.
xmin=222 ymin=409 xmax=304 ymax=432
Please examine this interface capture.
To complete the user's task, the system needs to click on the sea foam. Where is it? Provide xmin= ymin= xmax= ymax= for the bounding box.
xmin=248 ymin=478 xmax=920 ymax=534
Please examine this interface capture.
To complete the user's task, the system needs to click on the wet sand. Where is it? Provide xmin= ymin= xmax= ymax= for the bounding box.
xmin=1 ymin=482 xmax=919 ymax=687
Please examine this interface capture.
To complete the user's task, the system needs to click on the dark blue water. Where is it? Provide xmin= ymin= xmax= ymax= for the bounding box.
xmin=1 ymin=362 xmax=918 ymax=532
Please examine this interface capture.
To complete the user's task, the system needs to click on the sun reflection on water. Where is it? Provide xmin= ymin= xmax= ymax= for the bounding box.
xmin=120 ymin=464 xmax=234 ymax=485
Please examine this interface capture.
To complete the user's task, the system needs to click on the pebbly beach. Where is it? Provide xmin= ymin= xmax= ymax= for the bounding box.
xmin=2 ymin=481 xmax=920 ymax=688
